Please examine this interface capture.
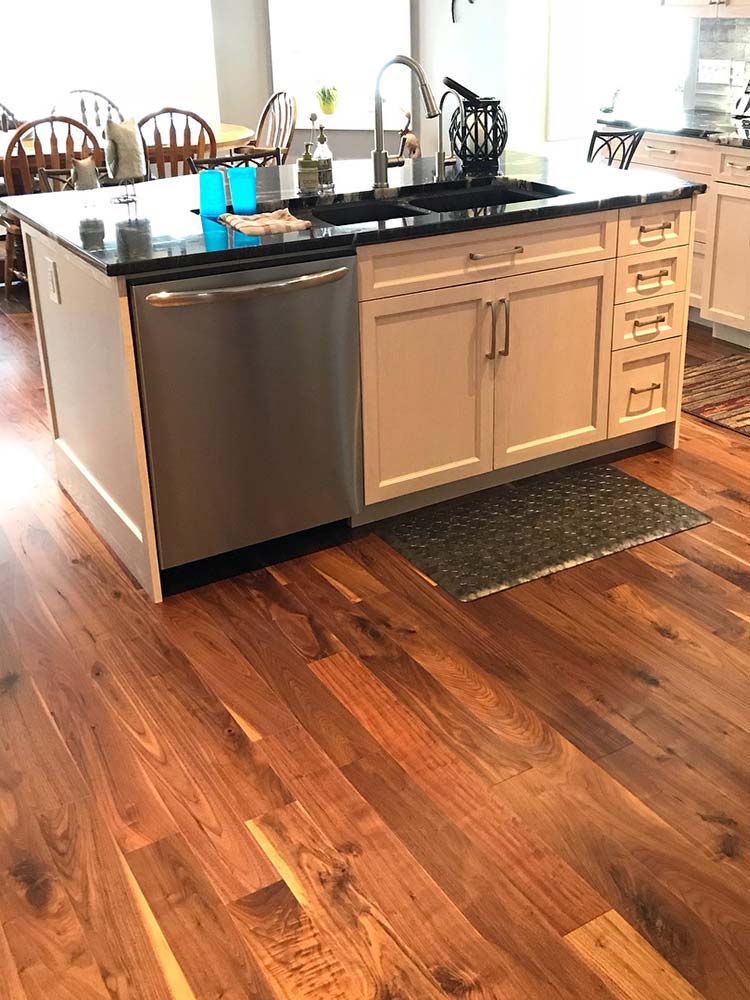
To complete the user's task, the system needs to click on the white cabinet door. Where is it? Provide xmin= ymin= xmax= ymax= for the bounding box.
xmin=360 ymin=282 xmax=495 ymax=504
xmin=660 ymin=0 xmax=716 ymax=13
xmin=492 ymin=260 xmax=616 ymax=469
xmin=702 ymin=183 xmax=750 ymax=331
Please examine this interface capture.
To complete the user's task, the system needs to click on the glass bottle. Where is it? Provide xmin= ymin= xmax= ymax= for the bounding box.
xmin=313 ymin=124 xmax=334 ymax=191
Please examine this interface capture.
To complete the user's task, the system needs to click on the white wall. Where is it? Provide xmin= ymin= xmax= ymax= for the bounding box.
xmin=413 ymin=0 xmax=551 ymax=155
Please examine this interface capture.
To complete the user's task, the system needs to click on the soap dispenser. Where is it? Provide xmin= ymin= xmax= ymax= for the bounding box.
xmin=297 ymin=142 xmax=320 ymax=194
xmin=313 ymin=124 xmax=334 ymax=191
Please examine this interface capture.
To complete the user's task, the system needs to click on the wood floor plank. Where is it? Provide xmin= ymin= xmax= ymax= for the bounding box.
xmin=0 ymin=923 xmax=27 ymax=1000
xmin=198 ymin=579 xmax=379 ymax=768
xmin=229 ymin=880 xmax=356 ymax=1000
xmin=497 ymin=742 xmax=750 ymax=1000
xmin=37 ymin=801 xmax=174 ymax=1000
xmin=127 ymin=833 xmax=272 ymax=1000
xmin=0 ymin=747 xmax=110 ymax=999
xmin=566 ymin=910 xmax=707 ymax=1000
xmin=260 ymin=724 xmax=619 ymax=1000
xmin=90 ymin=635 xmax=279 ymax=902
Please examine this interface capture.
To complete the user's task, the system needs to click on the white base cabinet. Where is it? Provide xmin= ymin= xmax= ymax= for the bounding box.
xmin=702 ymin=182 xmax=750 ymax=332
xmin=359 ymin=202 xmax=693 ymax=506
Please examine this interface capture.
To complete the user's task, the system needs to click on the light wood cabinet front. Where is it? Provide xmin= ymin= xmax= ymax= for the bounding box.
xmin=615 ymin=246 xmax=689 ymax=304
xmin=618 ymin=201 xmax=692 ymax=256
xmin=609 ymin=338 xmax=682 ymax=437
xmin=492 ymin=261 xmax=615 ymax=469
xmin=702 ymin=182 xmax=750 ymax=331
xmin=612 ymin=293 xmax=687 ymax=350
xmin=360 ymin=284 xmax=495 ymax=504
xmin=690 ymin=244 xmax=705 ymax=311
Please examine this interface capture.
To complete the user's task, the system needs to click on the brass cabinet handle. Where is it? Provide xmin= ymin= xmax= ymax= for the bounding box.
xmin=725 ymin=160 xmax=750 ymax=170
xmin=639 ymin=221 xmax=673 ymax=234
xmin=498 ymin=297 xmax=511 ymax=357
xmin=636 ymin=268 xmax=669 ymax=285
xmin=485 ymin=301 xmax=498 ymax=359
xmin=469 ymin=246 xmax=524 ymax=261
xmin=630 ymin=382 xmax=662 ymax=395
xmin=633 ymin=314 xmax=667 ymax=330
xmin=145 ymin=267 xmax=349 ymax=307
xmin=646 ymin=145 xmax=677 ymax=155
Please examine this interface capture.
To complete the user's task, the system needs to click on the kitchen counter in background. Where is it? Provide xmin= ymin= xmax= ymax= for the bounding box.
xmin=0 ymin=152 xmax=703 ymax=278
xmin=598 ymin=108 xmax=750 ymax=147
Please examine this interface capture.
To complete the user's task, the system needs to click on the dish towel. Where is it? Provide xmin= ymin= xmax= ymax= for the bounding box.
xmin=219 ymin=208 xmax=312 ymax=235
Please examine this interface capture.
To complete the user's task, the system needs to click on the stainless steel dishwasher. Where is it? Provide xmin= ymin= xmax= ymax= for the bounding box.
xmin=130 ymin=254 xmax=361 ymax=569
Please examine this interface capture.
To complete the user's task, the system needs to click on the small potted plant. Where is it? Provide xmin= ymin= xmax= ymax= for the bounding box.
xmin=316 ymin=85 xmax=338 ymax=116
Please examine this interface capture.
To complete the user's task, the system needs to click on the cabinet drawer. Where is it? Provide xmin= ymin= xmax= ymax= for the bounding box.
xmin=609 ymin=338 xmax=682 ymax=437
xmin=632 ymin=134 xmax=718 ymax=176
xmin=690 ymin=243 xmax=705 ymax=311
xmin=356 ymin=211 xmax=618 ymax=300
xmin=612 ymin=293 xmax=687 ymax=350
xmin=615 ymin=246 xmax=689 ymax=304
xmin=717 ymin=149 xmax=750 ymax=185
xmin=618 ymin=200 xmax=692 ymax=256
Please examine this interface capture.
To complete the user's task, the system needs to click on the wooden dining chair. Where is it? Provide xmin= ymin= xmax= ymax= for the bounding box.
xmin=236 ymin=92 xmax=297 ymax=164
xmin=2 ymin=116 xmax=102 ymax=298
xmin=587 ymin=128 xmax=645 ymax=170
xmin=52 ymin=89 xmax=124 ymax=140
xmin=138 ymin=108 xmax=217 ymax=178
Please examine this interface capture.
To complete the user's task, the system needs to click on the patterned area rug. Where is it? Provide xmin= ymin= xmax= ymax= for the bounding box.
xmin=373 ymin=465 xmax=709 ymax=602
xmin=682 ymin=355 xmax=750 ymax=436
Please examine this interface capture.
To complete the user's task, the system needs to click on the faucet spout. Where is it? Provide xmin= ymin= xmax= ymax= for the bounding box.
xmin=436 ymin=89 xmax=465 ymax=181
xmin=373 ymin=54 xmax=439 ymax=188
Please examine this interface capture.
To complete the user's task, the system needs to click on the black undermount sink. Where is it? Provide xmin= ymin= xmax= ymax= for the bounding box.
xmin=407 ymin=181 xmax=570 ymax=213
xmin=312 ymin=200 xmax=428 ymax=226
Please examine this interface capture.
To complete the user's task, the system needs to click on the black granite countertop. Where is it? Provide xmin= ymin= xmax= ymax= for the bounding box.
xmin=597 ymin=108 xmax=736 ymax=139
xmin=0 ymin=151 xmax=705 ymax=277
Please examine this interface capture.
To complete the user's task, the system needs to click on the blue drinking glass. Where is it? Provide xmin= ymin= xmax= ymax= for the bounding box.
xmin=199 ymin=169 xmax=227 ymax=218
xmin=227 ymin=166 xmax=257 ymax=215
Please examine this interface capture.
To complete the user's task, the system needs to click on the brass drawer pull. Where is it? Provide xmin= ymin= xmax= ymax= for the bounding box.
xmin=639 ymin=221 xmax=673 ymax=234
xmin=636 ymin=268 xmax=669 ymax=285
xmin=633 ymin=315 xmax=667 ymax=329
xmin=469 ymin=246 xmax=524 ymax=261
xmin=646 ymin=146 xmax=677 ymax=155
xmin=630 ymin=382 xmax=662 ymax=396
xmin=725 ymin=160 xmax=750 ymax=170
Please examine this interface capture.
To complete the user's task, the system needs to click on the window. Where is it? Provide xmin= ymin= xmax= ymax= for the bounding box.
xmin=268 ymin=0 xmax=412 ymax=131
xmin=3 ymin=0 xmax=220 ymax=125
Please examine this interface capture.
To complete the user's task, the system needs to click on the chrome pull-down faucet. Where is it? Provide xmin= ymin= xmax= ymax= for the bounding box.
xmin=435 ymin=88 xmax=465 ymax=181
xmin=372 ymin=55 xmax=439 ymax=188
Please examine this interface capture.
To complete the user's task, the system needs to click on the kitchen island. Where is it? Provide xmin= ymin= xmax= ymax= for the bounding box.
xmin=0 ymin=154 xmax=704 ymax=601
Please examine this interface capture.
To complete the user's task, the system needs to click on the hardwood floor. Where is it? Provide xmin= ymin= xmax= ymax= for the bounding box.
xmin=1 ymin=296 xmax=749 ymax=999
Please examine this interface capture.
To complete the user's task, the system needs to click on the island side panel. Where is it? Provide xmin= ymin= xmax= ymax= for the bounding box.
xmin=23 ymin=228 xmax=162 ymax=601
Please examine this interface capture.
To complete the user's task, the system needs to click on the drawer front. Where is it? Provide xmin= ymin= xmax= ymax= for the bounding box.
xmin=615 ymin=246 xmax=689 ymax=304
xmin=612 ymin=293 xmax=687 ymax=350
xmin=609 ymin=338 xmax=682 ymax=438
xmin=690 ymin=243 xmax=705 ymax=310
xmin=632 ymin=134 xmax=719 ymax=176
xmin=356 ymin=211 xmax=618 ymax=300
xmin=618 ymin=200 xmax=692 ymax=256
xmin=717 ymin=149 xmax=750 ymax=185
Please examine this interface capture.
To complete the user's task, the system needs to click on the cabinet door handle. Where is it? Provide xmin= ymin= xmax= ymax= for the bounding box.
xmin=469 ymin=246 xmax=524 ymax=261
xmin=485 ymin=301 xmax=498 ymax=359
xmin=725 ymin=160 xmax=750 ymax=170
xmin=498 ymin=297 xmax=511 ymax=357
xmin=630 ymin=382 xmax=662 ymax=395
xmin=646 ymin=146 xmax=677 ymax=155
xmin=636 ymin=268 xmax=669 ymax=285
xmin=633 ymin=315 xmax=667 ymax=330
xmin=639 ymin=221 xmax=673 ymax=234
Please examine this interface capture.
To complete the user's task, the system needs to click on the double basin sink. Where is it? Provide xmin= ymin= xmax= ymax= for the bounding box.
xmin=310 ymin=179 xmax=571 ymax=227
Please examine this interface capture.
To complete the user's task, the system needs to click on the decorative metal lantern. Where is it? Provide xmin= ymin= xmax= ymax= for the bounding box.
xmin=449 ymin=98 xmax=508 ymax=175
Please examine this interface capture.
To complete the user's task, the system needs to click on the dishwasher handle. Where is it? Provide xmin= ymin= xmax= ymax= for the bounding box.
xmin=144 ymin=266 xmax=350 ymax=308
